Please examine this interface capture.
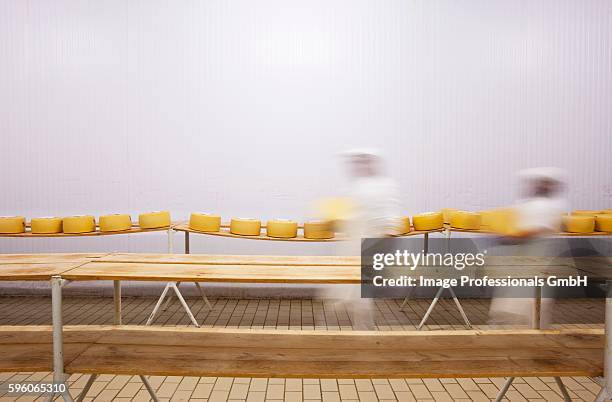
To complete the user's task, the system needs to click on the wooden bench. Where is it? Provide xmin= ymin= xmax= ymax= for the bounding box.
xmin=0 ymin=325 xmax=604 ymax=401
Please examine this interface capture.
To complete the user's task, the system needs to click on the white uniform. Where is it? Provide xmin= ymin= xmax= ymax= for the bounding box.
xmin=330 ymin=174 xmax=403 ymax=330
xmin=489 ymin=179 xmax=567 ymax=327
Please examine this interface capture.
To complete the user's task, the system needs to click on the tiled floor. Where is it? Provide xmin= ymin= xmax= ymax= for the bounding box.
xmin=0 ymin=295 xmax=605 ymax=401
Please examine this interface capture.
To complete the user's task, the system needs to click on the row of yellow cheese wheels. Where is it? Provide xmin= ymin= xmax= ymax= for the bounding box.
xmin=189 ymin=209 xmax=612 ymax=238
xmin=189 ymin=214 xmax=334 ymax=239
xmin=0 ymin=211 xmax=171 ymax=234
xmin=189 ymin=211 xmax=448 ymax=239
xmin=443 ymin=208 xmax=612 ymax=234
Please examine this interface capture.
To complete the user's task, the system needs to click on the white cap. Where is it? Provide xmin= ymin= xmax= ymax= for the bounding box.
xmin=518 ymin=167 xmax=566 ymax=183
xmin=338 ymin=148 xmax=383 ymax=158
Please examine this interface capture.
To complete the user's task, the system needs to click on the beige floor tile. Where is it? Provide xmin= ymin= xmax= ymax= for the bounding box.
xmin=304 ymin=384 xmax=322 ymax=399
xmin=92 ymin=389 xmax=119 ymax=402
xmin=214 ymin=377 xmax=234 ymax=392
xmin=208 ymin=390 xmax=230 ymax=402
xmin=170 ymin=389 xmax=192 ymax=401
xmin=408 ymin=384 xmax=432 ymax=400
xmin=229 ymin=383 xmax=250 ymax=399
xmin=321 ymin=380 xmax=339 ymax=392
xmin=355 ymin=380 xmax=374 ymax=392
xmin=284 ymin=379 xmax=302 ymax=392
xmin=246 ymin=391 xmax=265 ymax=402
xmin=266 ymin=384 xmax=284 ymax=400
xmin=338 ymin=384 xmax=358 ymax=400
xmin=321 ymin=391 xmax=340 ymax=402
xmin=116 ymin=382 xmax=143 ymax=398
xmin=157 ymin=382 xmax=180 ymax=398
xmin=192 ymin=383 xmax=214 ymax=399
xmin=284 ymin=391 xmax=302 ymax=402
xmin=249 ymin=379 xmax=268 ymax=392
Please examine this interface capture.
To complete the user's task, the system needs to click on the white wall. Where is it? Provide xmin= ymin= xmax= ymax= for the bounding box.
xmin=1 ymin=0 xmax=611 ymax=254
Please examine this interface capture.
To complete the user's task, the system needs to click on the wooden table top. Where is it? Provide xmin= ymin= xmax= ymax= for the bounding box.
xmin=0 ymin=262 xmax=90 ymax=280
xmin=62 ymin=262 xmax=363 ymax=283
xmin=0 ymin=253 xmax=108 ymax=264
xmin=1 ymin=253 xmax=608 ymax=282
xmin=61 ymin=256 xmax=596 ymax=283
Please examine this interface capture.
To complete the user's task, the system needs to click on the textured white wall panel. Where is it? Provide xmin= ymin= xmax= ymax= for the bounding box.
xmin=1 ymin=0 xmax=611 ymax=254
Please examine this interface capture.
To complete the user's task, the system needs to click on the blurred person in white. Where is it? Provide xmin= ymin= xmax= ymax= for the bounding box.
xmin=489 ymin=167 xmax=567 ymax=328
xmin=339 ymin=148 xmax=404 ymax=242
xmin=321 ymin=148 xmax=404 ymax=330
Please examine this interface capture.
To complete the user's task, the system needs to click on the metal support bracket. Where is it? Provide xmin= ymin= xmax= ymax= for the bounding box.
xmin=147 ymin=282 xmax=201 ymax=327
xmin=417 ymin=286 xmax=472 ymax=330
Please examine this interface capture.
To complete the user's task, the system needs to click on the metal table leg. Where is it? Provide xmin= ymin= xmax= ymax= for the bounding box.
xmin=494 ymin=377 xmax=514 ymax=402
xmin=532 ymin=285 xmax=542 ymax=329
xmin=167 ymin=228 xmax=173 ymax=253
xmin=399 ymin=232 xmax=430 ymax=311
xmin=113 ymin=280 xmax=121 ymax=325
xmin=185 ymin=231 xmax=190 ymax=254
xmin=50 ymin=276 xmax=73 ymax=402
xmin=417 ymin=286 xmax=445 ymax=330
xmin=596 ymin=281 xmax=612 ymax=402
xmin=140 ymin=375 xmax=160 ymax=402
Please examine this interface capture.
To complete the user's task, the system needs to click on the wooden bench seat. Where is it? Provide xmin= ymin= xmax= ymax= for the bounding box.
xmin=0 ymin=326 xmax=604 ymax=379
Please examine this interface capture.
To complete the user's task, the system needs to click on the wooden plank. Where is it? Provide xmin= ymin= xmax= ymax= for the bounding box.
xmin=0 ymin=326 xmax=96 ymax=373
xmin=0 ymin=326 xmax=603 ymax=378
xmin=62 ymin=262 xmax=362 ymax=283
xmin=64 ymin=326 xmax=602 ymax=378
xmin=67 ymin=349 xmax=601 ymax=378
xmin=79 ymin=326 xmax=604 ymax=350
xmin=0 ymin=253 xmax=108 ymax=264
xmin=99 ymin=253 xmax=360 ymax=266
xmin=0 ymin=262 xmax=90 ymax=280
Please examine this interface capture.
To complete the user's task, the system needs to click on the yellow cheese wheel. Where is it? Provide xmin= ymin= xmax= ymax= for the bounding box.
xmin=230 ymin=218 xmax=261 ymax=236
xmin=266 ymin=219 xmax=298 ymax=238
xmin=562 ymin=215 xmax=595 ymax=233
xmin=0 ymin=216 xmax=25 ymax=234
xmin=139 ymin=211 xmax=171 ymax=229
xmin=314 ymin=197 xmax=357 ymax=221
xmin=486 ymin=208 xmax=518 ymax=235
xmin=479 ymin=210 xmax=495 ymax=228
xmin=189 ymin=213 xmax=221 ymax=232
xmin=441 ymin=208 xmax=457 ymax=224
xmin=303 ymin=221 xmax=334 ymax=239
xmin=30 ymin=217 xmax=63 ymax=234
xmin=595 ymin=214 xmax=612 ymax=232
xmin=572 ymin=210 xmax=603 ymax=216
xmin=412 ymin=212 xmax=444 ymax=231
xmin=399 ymin=216 xmax=411 ymax=234
xmin=63 ymin=215 xmax=96 ymax=234
xmin=451 ymin=211 xmax=482 ymax=230
xmin=99 ymin=214 xmax=132 ymax=232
